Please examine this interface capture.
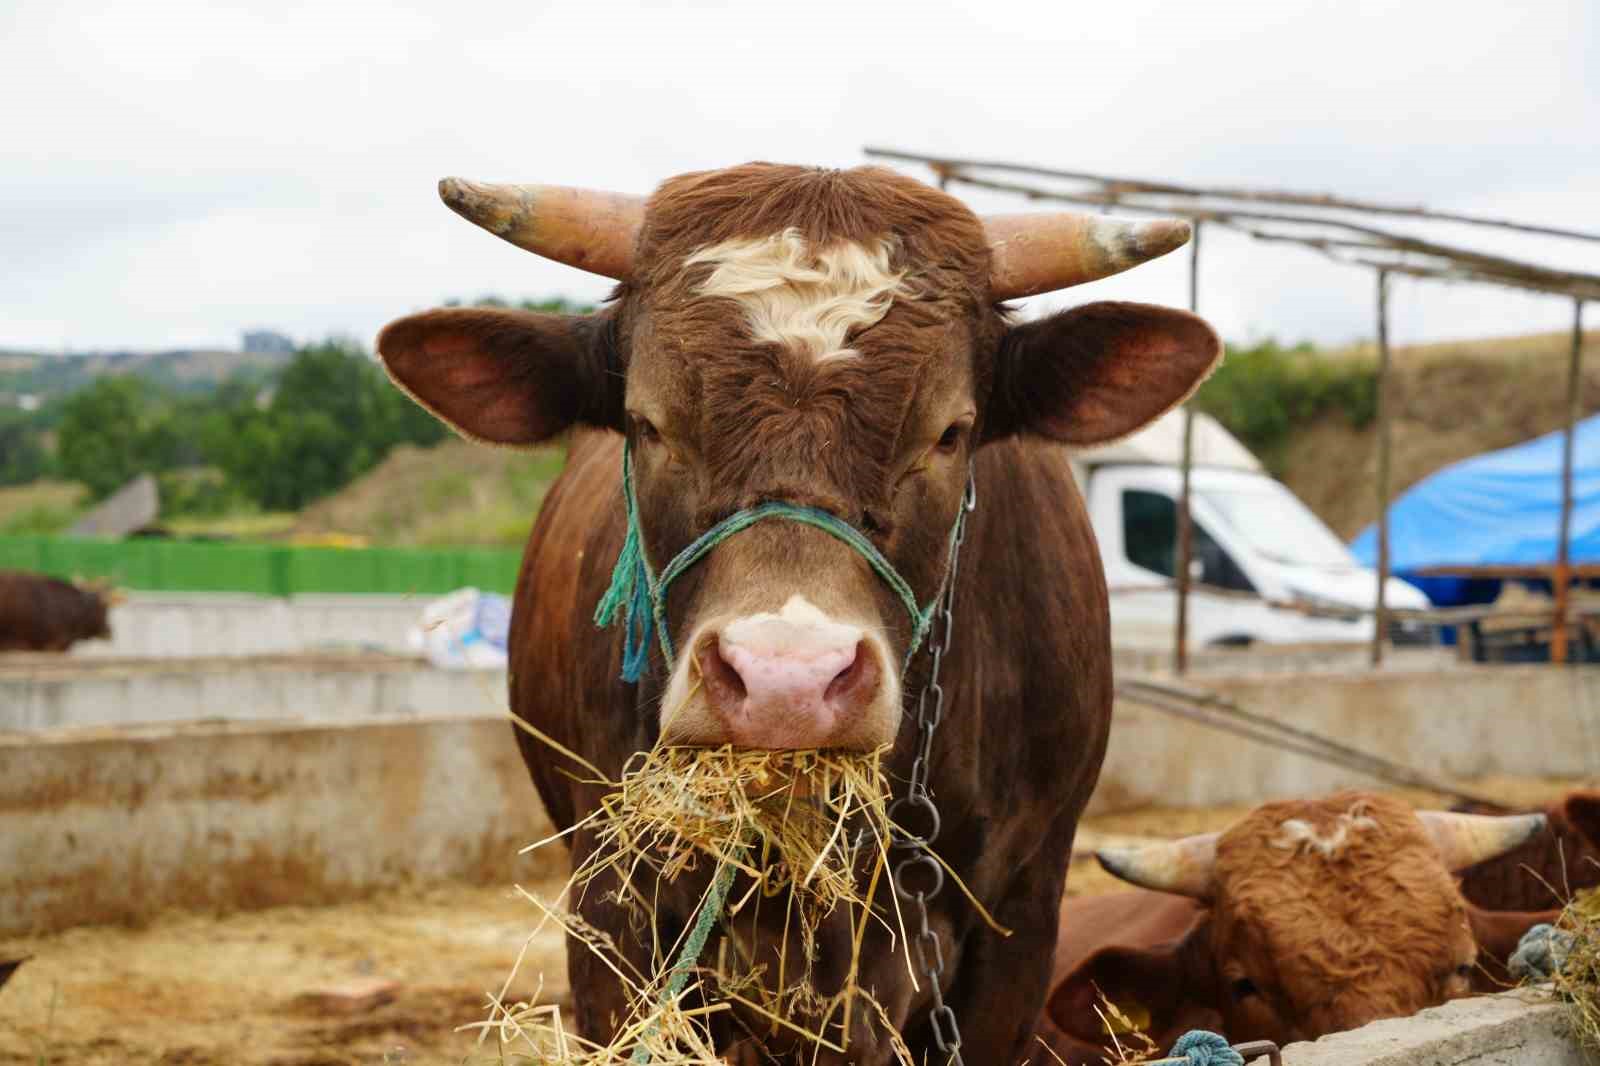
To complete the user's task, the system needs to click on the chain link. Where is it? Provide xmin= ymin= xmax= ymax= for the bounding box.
xmin=887 ymin=467 xmax=976 ymax=1066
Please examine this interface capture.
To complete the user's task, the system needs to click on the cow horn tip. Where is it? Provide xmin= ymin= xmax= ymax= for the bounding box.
xmin=437 ymin=176 xmax=474 ymax=211
xmin=1117 ymin=217 xmax=1191 ymax=262
xmin=1094 ymin=847 xmax=1138 ymax=878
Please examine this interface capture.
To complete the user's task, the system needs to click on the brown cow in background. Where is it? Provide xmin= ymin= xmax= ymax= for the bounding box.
xmin=1039 ymin=792 xmax=1548 ymax=1064
xmin=1454 ymin=791 xmax=1600 ymax=912
xmin=0 ymin=571 xmax=116 ymax=652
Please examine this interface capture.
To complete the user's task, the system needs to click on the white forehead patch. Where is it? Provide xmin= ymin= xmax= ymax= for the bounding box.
xmin=686 ymin=228 xmax=907 ymax=364
xmin=1272 ymin=803 xmax=1379 ymax=859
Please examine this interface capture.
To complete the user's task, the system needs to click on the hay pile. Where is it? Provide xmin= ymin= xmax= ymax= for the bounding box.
xmin=475 ymin=725 xmax=926 ymax=1063
xmin=1550 ymin=889 xmax=1600 ymax=1055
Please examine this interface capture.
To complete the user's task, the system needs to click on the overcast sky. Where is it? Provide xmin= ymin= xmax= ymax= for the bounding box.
xmin=4 ymin=0 xmax=1597 ymax=354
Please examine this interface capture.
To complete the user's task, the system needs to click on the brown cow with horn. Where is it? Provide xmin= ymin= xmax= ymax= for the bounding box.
xmin=379 ymin=162 xmax=1214 ymax=1063
xmin=1040 ymin=793 xmax=1550 ymax=1064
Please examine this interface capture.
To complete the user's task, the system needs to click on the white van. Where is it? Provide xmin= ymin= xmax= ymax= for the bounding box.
xmin=1069 ymin=410 xmax=1431 ymax=648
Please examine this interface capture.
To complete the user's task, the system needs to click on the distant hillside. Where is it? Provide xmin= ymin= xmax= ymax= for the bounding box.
xmin=1280 ymin=327 xmax=1600 ymax=538
xmin=0 ymin=347 xmax=292 ymax=397
xmin=290 ymin=438 xmax=566 ymax=547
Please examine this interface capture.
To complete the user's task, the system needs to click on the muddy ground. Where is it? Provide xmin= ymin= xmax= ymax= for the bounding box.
xmin=1 ymin=776 xmax=1584 ymax=1065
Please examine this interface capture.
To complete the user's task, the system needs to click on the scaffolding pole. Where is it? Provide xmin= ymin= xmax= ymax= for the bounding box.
xmin=1554 ymin=298 xmax=1586 ymax=664
xmin=1373 ymin=269 xmax=1393 ymax=668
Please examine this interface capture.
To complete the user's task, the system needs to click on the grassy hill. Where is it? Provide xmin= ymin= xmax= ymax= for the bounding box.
xmin=1281 ymin=327 xmax=1600 ymax=538
xmin=289 ymin=439 xmax=565 ymax=547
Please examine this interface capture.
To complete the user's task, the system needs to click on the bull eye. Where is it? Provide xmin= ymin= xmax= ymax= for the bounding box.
xmin=1230 ymin=977 xmax=1259 ymax=1001
xmin=935 ymin=423 xmax=963 ymax=453
xmin=633 ymin=416 xmax=662 ymax=445
xmin=1455 ymin=963 xmax=1475 ymax=978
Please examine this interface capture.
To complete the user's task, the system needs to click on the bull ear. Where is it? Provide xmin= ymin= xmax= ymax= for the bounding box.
xmin=985 ymin=301 xmax=1221 ymax=446
xmin=377 ymin=307 xmax=622 ymax=445
xmin=1045 ymin=920 xmax=1218 ymax=1056
xmin=1561 ymin=792 xmax=1600 ymax=850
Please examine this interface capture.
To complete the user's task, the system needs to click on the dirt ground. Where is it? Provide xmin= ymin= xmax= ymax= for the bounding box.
xmin=0 ymin=879 xmax=571 ymax=1066
xmin=1 ymin=776 xmax=1587 ymax=1065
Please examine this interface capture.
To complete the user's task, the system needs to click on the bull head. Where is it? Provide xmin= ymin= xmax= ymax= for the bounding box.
xmin=382 ymin=163 xmax=1217 ymax=751
xmin=1096 ymin=810 xmax=1548 ymax=900
xmin=436 ymin=177 xmax=1191 ymax=299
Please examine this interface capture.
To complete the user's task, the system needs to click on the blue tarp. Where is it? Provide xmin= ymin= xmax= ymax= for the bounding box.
xmin=1350 ymin=415 xmax=1600 ymax=606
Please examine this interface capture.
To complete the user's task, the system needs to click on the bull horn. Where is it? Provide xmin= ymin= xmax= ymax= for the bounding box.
xmin=1096 ymin=832 xmax=1219 ymax=900
xmin=437 ymin=177 xmax=644 ymax=281
xmin=1416 ymin=811 xmax=1547 ymax=872
xmin=985 ymin=213 xmax=1192 ymax=300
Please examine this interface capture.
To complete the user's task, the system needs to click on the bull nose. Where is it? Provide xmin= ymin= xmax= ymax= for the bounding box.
xmin=697 ymin=614 xmax=882 ymax=750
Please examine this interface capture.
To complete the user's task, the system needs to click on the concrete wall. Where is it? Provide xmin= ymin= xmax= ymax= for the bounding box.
xmin=1090 ymin=665 xmax=1600 ymax=813
xmin=0 ymin=654 xmax=505 ymax=731
xmin=76 ymin=592 xmax=427 ymax=658
xmin=1282 ymin=989 xmax=1581 ymax=1066
xmin=1111 ymin=644 xmax=1459 ymax=677
xmin=0 ymin=715 xmax=558 ymax=937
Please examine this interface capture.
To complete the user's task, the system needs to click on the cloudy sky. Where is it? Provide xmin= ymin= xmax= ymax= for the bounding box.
xmin=4 ymin=0 xmax=1596 ymax=354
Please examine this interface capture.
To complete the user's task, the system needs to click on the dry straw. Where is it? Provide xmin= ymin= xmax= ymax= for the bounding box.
xmin=483 ymin=715 xmax=977 ymax=1063
xmin=1550 ymin=888 xmax=1600 ymax=1055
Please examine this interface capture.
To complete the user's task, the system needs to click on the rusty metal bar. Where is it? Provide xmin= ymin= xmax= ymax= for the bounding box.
xmin=912 ymin=169 xmax=1600 ymax=303
xmin=1553 ymin=299 xmax=1585 ymax=665
xmin=1373 ymin=269 xmax=1393 ymax=668
xmin=864 ymin=147 xmax=1600 ymax=244
xmin=1175 ymin=222 xmax=1202 ymax=674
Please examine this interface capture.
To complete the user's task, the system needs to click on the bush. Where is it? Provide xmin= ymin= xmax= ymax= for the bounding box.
xmin=1192 ymin=340 xmax=1376 ymax=471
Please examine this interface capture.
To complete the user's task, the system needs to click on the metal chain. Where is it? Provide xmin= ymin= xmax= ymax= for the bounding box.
xmin=887 ymin=467 xmax=976 ymax=1066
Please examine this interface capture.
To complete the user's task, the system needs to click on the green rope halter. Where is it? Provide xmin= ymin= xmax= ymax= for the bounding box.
xmin=594 ymin=440 xmax=962 ymax=682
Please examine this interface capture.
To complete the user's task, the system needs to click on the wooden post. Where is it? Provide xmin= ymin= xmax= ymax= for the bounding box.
xmin=1553 ymin=298 xmax=1585 ymax=664
xmin=1373 ymin=269 xmax=1393 ymax=668
xmin=1175 ymin=221 xmax=1202 ymax=674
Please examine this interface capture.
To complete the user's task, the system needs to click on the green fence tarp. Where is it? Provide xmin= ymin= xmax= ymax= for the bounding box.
xmin=0 ymin=536 xmax=522 ymax=596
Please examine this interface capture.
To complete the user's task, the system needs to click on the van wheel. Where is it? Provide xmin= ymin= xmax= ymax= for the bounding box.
xmin=1211 ymin=634 xmax=1254 ymax=648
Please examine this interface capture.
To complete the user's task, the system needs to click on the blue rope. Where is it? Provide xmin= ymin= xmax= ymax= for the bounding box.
xmin=628 ymin=856 xmax=740 ymax=1064
xmin=596 ymin=439 xmax=961 ymax=682
xmin=1168 ymin=1030 xmax=1244 ymax=1066
xmin=1510 ymin=922 xmax=1573 ymax=981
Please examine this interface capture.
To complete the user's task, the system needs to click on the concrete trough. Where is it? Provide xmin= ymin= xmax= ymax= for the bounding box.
xmin=0 ymin=715 xmax=556 ymax=937
xmin=0 ymin=653 xmax=504 ymax=731
xmin=1281 ymin=989 xmax=1582 ymax=1066
xmin=78 ymin=591 xmax=431 ymax=658
xmin=1090 ymin=664 xmax=1600 ymax=814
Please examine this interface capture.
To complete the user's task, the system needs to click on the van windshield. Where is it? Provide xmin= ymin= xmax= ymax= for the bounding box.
xmin=1199 ymin=483 xmax=1357 ymax=570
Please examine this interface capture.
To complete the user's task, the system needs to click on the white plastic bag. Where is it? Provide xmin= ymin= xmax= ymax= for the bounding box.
xmin=408 ymin=587 xmax=511 ymax=668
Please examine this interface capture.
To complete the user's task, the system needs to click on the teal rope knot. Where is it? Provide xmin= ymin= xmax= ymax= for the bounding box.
xmin=1169 ymin=1030 xmax=1244 ymax=1066
xmin=628 ymin=856 xmax=740 ymax=1064
xmin=1510 ymin=922 xmax=1573 ymax=981
xmin=596 ymin=440 xmax=967 ymax=683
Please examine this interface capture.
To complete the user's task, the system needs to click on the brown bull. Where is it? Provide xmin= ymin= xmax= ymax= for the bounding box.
xmin=1041 ymin=793 xmax=1548 ymax=1063
xmin=378 ymin=162 xmax=1219 ymax=1063
xmin=0 ymin=571 xmax=114 ymax=652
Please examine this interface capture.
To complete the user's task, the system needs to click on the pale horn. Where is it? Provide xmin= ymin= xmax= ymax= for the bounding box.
xmin=1096 ymin=832 xmax=1220 ymax=900
xmin=1416 ymin=810 xmax=1547 ymax=872
xmin=985 ymin=213 xmax=1192 ymax=300
xmin=437 ymin=178 xmax=644 ymax=281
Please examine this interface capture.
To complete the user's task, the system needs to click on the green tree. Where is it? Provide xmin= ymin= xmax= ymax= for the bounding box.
xmin=1192 ymin=339 xmax=1376 ymax=473
xmin=0 ymin=413 xmax=50 ymax=486
xmin=55 ymin=377 xmax=168 ymax=498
